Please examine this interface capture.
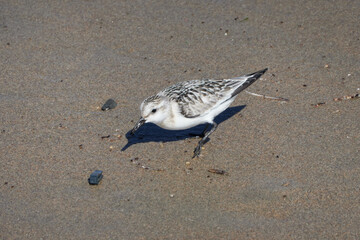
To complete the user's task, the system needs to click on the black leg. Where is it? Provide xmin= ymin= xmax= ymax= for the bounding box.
xmin=193 ymin=122 xmax=218 ymax=158
xmin=200 ymin=124 xmax=210 ymax=138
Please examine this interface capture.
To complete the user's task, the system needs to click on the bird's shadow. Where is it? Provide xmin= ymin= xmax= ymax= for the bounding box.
xmin=121 ymin=105 xmax=246 ymax=151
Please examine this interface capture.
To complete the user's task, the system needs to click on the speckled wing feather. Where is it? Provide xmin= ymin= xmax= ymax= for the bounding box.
xmin=156 ymin=69 xmax=267 ymax=118
xmin=159 ymin=79 xmax=239 ymax=118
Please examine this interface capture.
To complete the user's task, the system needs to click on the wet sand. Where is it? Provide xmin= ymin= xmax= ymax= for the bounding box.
xmin=1 ymin=0 xmax=359 ymax=239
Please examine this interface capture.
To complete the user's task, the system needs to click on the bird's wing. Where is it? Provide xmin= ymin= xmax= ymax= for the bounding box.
xmin=160 ymin=68 xmax=267 ymax=118
xmin=229 ymin=68 xmax=267 ymax=97
xmin=161 ymin=79 xmax=231 ymax=118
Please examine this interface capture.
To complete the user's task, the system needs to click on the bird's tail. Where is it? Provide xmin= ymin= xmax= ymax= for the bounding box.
xmin=231 ymin=68 xmax=268 ymax=97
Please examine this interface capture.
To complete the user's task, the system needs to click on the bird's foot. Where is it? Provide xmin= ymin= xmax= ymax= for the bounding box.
xmin=192 ymin=142 xmax=203 ymax=158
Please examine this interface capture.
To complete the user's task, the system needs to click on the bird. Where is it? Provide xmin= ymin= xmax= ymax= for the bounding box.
xmin=131 ymin=68 xmax=268 ymax=158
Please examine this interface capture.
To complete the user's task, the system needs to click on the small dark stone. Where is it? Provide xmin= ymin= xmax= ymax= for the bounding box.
xmin=303 ymin=84 xmax=307 ymax=87
xmin=4 ymin=182 xmax=8 ymax=185
xmin=101 ymin=99 xmax=117 ymax=111
xmin=6 ymin=42 xmax=10 ymax=45
xmin=88 ymin=170 xmax=103 ymax=185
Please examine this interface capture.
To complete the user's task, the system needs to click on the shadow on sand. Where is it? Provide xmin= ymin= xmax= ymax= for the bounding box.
xmin=121 ymin=105 xmax=246 ymax=151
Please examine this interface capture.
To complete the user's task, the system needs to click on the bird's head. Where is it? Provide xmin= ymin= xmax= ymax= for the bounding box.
xmin=131 ymin=95 xmax=169 ymax=134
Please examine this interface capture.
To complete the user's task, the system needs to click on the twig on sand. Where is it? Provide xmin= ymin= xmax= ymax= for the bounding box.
xmin=245 ymin=91 xmax=289 ymax=102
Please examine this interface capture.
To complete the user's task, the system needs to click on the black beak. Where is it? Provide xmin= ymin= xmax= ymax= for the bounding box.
xmin=131 ymin=117 xmax=146 ymax=135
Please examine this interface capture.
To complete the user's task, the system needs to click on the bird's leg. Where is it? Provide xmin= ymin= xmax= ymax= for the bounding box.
xmin=200 ymin=124 xmax=210 ymax=138
xmin=193 ymin=122 xmax=218 ymax=158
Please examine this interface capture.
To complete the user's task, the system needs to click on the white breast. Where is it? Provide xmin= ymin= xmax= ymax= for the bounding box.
xmin=158 ymin=98 xmax=235 ymax=130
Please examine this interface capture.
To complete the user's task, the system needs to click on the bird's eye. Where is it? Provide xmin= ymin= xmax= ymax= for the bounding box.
xmin=151 ymin=109 xmax=157 ymax=113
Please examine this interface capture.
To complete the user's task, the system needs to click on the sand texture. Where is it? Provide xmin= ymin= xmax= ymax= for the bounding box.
xmin=1 ymin=0 xmax=359 ymax=239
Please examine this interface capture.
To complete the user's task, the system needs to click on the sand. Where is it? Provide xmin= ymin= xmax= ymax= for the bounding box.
xmin=1 ymin=0 xmax=359 ymax=239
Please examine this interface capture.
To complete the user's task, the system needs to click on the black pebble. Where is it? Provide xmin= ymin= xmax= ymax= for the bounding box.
xmin=88 ymin=170 xmax=103 ymax=185
xmin=101 ymin=99 xmax=117 ymax=111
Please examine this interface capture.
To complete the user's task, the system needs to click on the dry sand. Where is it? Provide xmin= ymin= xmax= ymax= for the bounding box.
xmin=1 ymin=0 xmax=359 ymax=239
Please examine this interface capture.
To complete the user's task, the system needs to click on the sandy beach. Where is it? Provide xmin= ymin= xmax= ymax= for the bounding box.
xmin=1 ymin=0 xmax=359 ymax=239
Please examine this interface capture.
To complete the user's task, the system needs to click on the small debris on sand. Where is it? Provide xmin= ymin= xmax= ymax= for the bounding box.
xmin=208 ymin=169 xmax=228 ymax=175
xmin=130 ymin=157 xmax=150 ymax=170
xmin=333 ymin=93 xmax=359 ymax=101
xmin=311 ymin=102 xmax=326 ymax=107
xmin=245 ymin=91 xmax=289 ymax=102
